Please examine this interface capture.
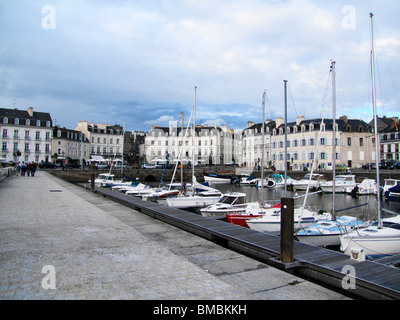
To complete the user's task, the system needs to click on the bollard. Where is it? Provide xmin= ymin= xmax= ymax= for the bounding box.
xmin=91 ymin=173 xmax=95 ymax=191
xmin=280 ymin=197 xmax=294 ymax=263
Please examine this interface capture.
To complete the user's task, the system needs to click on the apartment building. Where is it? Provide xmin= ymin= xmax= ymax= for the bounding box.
xmin=145 ymin=123 xmax=240 ymax=165
xmin=272 ymin=115 xmax=373 ymax=171
xmin=75 ymin=121 xmax=124 ymax=159
xmin=52 ymin=126 xmax=90 ymax=165
xmin=378 ymin=117 xmax=400 ymax=161
xmin=0 ymin=107 xmax=53 ymax=163
xmin=241 ymin=120 xmax=275 ymax=168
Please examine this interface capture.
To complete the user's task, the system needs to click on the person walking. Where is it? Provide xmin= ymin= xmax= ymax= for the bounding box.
xmin=21 ymin=162 xmax=26 ymax=176
xmin=31 ymin=162 xmax=37 ymax=177
xmin=26 ymin=162 xmax=31 ymax=177
xmin=16 ymin=162 xmax=21 ymax=177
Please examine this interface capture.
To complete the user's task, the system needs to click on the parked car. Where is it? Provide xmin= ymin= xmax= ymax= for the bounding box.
xmin=95 ymin=163 xmax=108 ymax=169
xmin=379 ymin=160 xmax=397 ymax=169
xmin=389 ymin=162 xmax=400 ymax=170
xmin=336 ymin=164 xmax=351 ymax=173
xmin=140 ymin=163 xmax=156 ymax=169
xmin=362 ymin=163 xmax=376 ymax=170
xmin=39 ymin=161 xmax=56 ymax=169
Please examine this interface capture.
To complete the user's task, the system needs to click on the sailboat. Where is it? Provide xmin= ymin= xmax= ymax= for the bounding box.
xmin=226 ymin=91 xmax=282 ymax=226
xmin=243 ymin=85 xmax=332 ymax=233
xmin=296 ymin=61 xmax=369 ymax=247
xmin=340 ymin=13 xmax=400 ymax=258
xmin=163 ymin=86 xmax=222 ymax=209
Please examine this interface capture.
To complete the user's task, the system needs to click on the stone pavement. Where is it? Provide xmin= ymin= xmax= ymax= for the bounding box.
xmin=0 ymin=171 xmax=351 ymax=300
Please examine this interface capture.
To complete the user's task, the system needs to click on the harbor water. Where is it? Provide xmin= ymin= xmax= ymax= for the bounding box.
xmin=204 ymin=182 xmax=400 ymax=223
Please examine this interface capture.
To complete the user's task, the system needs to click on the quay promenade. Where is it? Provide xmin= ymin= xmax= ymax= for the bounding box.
xmin=0 ymin=171 xmax=350 ymax=300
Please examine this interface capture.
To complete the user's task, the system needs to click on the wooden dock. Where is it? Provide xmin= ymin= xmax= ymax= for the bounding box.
xmin=88 ymin=185 xmax=400 ymax=300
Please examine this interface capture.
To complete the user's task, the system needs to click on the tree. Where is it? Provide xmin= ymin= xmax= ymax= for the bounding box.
xmin=13 ymin=150 xmax=21 ymax=161
xmin=51 ymin=153 xmax=58 ymax=164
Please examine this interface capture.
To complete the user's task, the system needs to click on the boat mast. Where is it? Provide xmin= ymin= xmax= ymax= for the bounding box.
xmin=284 ymin=80 xmax=288 ymax=197
xmin=192 ymin=86 xmax=197 ymax=196
xmin=181 ymin=111 xmax=184 ymax=185
xmin=260 ymin=91 xmax=266 ymax=201
xmin=370 ymin=13 xmax=382 ymax=228
xmin=331 ymin=60 xmax=336 ymax=220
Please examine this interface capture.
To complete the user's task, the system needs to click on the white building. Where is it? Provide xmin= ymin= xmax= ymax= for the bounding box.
xmin=75 ymin=121 xmax=124 ymax=160
xmin=0 ymin=107 xmax=53 ymax=163
xmin=271 ymin=115 xmax=374 ymax=171
xmin=145 ymin=123 xmax=240 ymax=165
xmin=241 ymin=120 xmax=274 ymax=169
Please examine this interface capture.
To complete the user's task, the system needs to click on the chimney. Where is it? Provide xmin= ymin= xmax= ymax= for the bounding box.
xmin=339 ymin=115 xmax=348 ymax=123
xmin=247 ymin=121 xmax=254 ymax=128
xmin=296 ymin=115 xmax=305 ymax=125
xmin=27 ymin=107 xmax=33 ymax=117
xmin=275 ymin=116 xmax=284 ymax=128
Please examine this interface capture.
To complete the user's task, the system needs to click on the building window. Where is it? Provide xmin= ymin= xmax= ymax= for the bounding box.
xmin=35 ymin=132 xmax=40 ymax=140
xmin=360 ymin=138 xmax=364 ymax=147
xmin=15 ymin=118 xmax=19 ymax=125
xmin=2 ymin=129 xmax=7 ymax=138
xmin=3 ymin=117 xmax=8 ymax=124
xmin=347 ymin=137 xmax=351 ymax=146
xmin=24 ymin=143 xmax=29 ymax=152
xmin=14 ymin=130 xmax=19 ymax=138
xmin=320 ymin=138 xmax=326 ymax=145
xmin=2 ymin=142 xmax=7 ymax=151
xmin=35 ymin=144 xmax=40 ymax=152
xmin=25 ymin=131 xmax=30 ymax=139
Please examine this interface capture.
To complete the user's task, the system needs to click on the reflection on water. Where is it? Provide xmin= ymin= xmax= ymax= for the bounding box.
xmin=210 ymin=183 xmax=400 ymax=222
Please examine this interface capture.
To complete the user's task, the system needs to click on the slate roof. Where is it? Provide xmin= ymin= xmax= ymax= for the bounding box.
xmin=0 ymin=107 xmax=52 ymax=127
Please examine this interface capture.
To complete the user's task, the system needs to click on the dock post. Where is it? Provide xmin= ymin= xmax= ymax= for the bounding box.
xmin=280 ymin=197 xmax=294 ymax=263
xmin=91 ymin=173 xmax=95 ymax=191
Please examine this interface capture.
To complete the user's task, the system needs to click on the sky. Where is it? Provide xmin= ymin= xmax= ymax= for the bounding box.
xmin=1 ymin=0 xmax=399 ymax=133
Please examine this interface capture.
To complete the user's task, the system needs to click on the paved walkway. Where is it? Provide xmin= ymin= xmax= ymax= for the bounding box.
xmin=0 ymin=171 xmax=351 ymax=300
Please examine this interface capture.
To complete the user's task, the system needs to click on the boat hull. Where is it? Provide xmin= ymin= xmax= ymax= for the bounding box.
xmin=226 ymin=213 xmax=263 ymax=227
xmin=166 ymin=196 xmax=221 ymax=209
xmin=320 ymin=184 xmax=356 ymax=193
xmin=340 ymin=235 xmax=400 ymax=258
xmin=296 ymin=234 xmax=341 ymax=247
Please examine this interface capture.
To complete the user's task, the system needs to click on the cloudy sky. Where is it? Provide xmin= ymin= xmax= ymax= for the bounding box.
xmin=1 ymin=0 xmax=399 ymax=132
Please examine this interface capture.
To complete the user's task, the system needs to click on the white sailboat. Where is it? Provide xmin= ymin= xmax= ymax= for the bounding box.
xmin=245 ymin=84 xmax=332 ymax=233
xmin=296 ymin=61 xmax=369 ymax=247
xmin=291 ymin=173 xmax=325 ymax=191
xmin=346 ymin=178 xmax=377 ymax=195
xmin=340 ymin=13 xmax=400 ymax=258
xmin=164 ymin=87 xmax=222 ymax=209
xmin=256 ymin=174 xmax=296 ymax=188
xmin=319 ymin=175 xmax=357 ymax=193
